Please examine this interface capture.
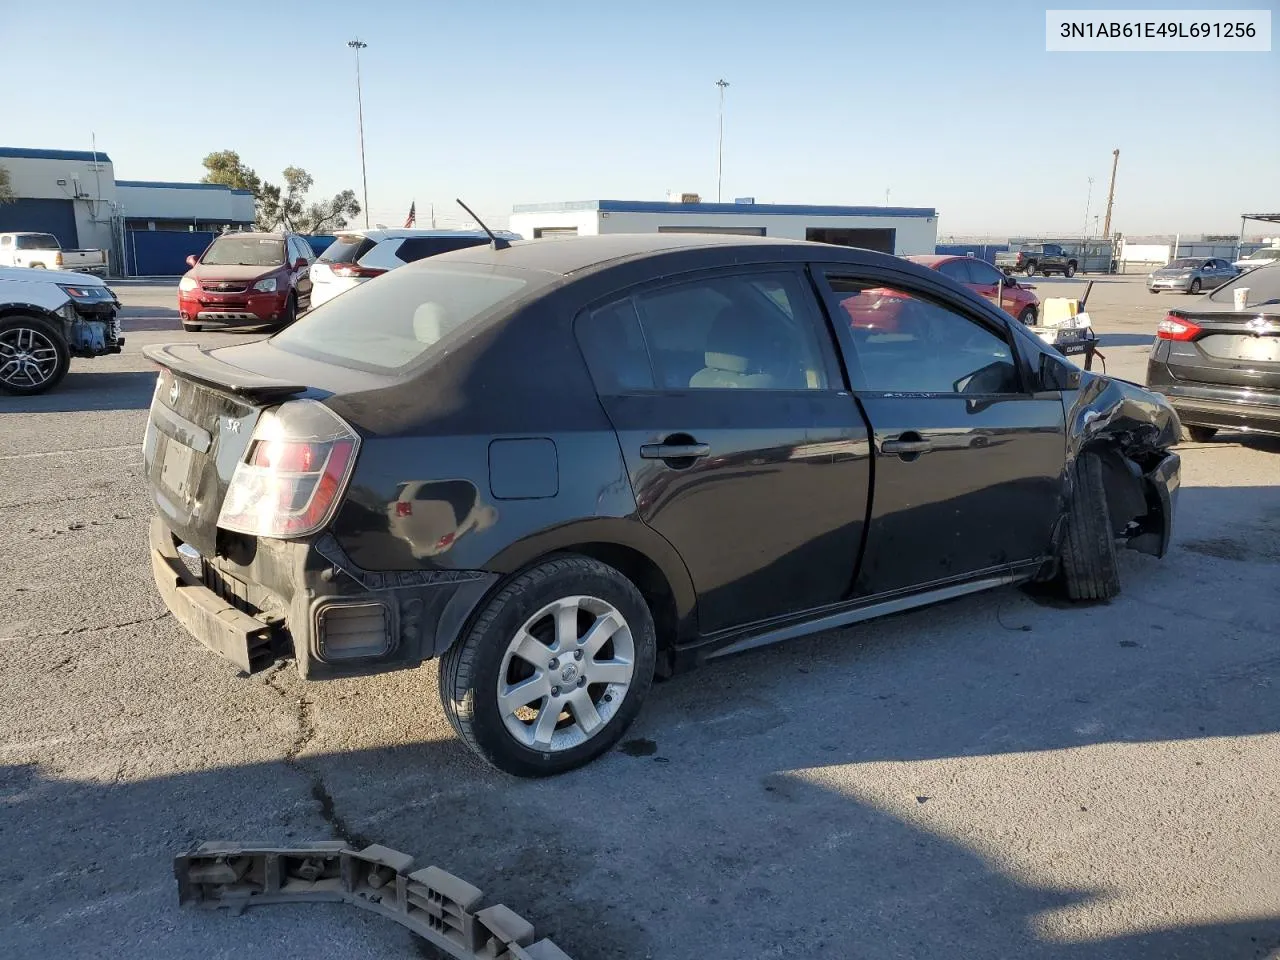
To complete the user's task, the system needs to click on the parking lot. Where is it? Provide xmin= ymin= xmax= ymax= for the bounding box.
xmin=2 ymin=273 xmax=1278 ymax=959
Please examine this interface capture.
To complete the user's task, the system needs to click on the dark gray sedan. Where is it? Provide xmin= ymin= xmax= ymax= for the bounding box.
xmin=1147 ymin=257 xmax=1239 ymax=295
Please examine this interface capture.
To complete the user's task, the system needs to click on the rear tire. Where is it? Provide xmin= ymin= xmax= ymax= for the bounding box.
xmin=1059 ymin=452 xmax=1121 ymax=601
xmin=1186 ymin=425 xmax=1217 ymax=443
xmin=0 ymin=314 xmax=70 ymax=396
xmin=280 ymin=294 xmax=297 ymax=328
xmin=439 ymin=554 xmax=657 ymax=777
xmin=1024 ymin=261 xmax=1037 ymax=277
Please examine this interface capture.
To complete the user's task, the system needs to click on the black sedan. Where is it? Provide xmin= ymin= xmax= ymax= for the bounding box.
xmin=1147 ymin=262 xmax=1280 ymax=441
xmin=142 ymin=234 xmax=1182 ymax=776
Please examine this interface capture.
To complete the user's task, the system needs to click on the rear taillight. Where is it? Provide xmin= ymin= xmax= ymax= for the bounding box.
xmin=1157 ymin=313 xmax=1202 ymax=341
xmin=326 ymin=263 xmax=387 ymax=279
xmin=55 ymin=252 xmax=64 ymax=267
xmin=217 ymin=399 xmax=360 ymax=539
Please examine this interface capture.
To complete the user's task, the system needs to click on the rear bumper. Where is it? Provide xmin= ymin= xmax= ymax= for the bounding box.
xmin=149 ymin=516 xmax=498 ymax=679
xmin=1145 ymin=374 xmax=1280 ymax=437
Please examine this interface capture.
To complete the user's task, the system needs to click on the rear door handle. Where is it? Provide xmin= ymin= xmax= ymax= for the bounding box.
xmin=640 ymin=442 xmax=711 ymax=460
xmin=881 ymin=437 xmax=933 ymax=455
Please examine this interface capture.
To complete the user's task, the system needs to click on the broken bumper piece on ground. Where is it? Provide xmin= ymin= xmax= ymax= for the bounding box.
xmin=174 ymin=841 xmax=573 ymax=960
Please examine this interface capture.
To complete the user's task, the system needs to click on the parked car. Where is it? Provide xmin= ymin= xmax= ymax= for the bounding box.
xmin=1147 ymin=263 xmax=1280 ymax=441
xmin=309 ymin=228 xmax=521 ymax=309
xmin=907 ymin=254 xmax=1040 ymax=324
xmin=0 ymin=232 xmax=108 ymax=276
xmin=177 ymin=232 xmax=315 ymax=332
xmin=1232 ymin=247 xmax=1280 ymax=271
xmin=995 ymin=243 xmax=1078 ymax=278
xmin=1146 ymin=257 xmax=1238 ymax=295
xmin=143 ymin=234 xmax=1181 ymax=776
xmin=0 ymin=265 xmax=123 ymax=394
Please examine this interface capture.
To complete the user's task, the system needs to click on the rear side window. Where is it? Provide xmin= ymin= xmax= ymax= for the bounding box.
xmin=319 ymin=234 xmax=376 ymax=264
xmin=270 ymin=263 xmax=532 ymax=372
xmin=576 ymin=299 xmax=655 ymax=393
xmin=394 ymin=236 xmax=490 ymax=263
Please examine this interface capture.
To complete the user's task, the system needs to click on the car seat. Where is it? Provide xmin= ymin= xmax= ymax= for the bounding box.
xmin=689 ymin=305 xmax=784 ymax=389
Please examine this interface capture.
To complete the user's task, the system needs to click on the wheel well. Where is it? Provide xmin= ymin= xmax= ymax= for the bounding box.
xmin=1083 ymin=443 xmax=1149 ymax=536
xmin=567 ymin=542 xmax=679 ymax=654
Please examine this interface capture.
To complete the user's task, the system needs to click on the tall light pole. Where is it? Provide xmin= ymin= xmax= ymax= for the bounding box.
xmin=716 ymin=79 xmax=730 ymax=203
xmin=348 ymin=38 xmax=370 ymax=228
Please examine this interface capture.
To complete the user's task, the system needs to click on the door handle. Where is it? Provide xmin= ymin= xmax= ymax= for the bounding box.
xmin=640 ymin=442 xmax=711 ymax=460
xmin=881 ymin=435 xmax=933 ymax=456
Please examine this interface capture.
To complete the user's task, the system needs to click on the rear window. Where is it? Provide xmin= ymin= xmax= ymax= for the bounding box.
xmin=269 ymin=262 xmax=533 ymax=372
xmin=1208 ymin=263 xmax=1280 ymax=305
xmin=319 ymin=234 xmax=376 ymax=264
xmin=16 ymin=234 xmax=59 ymax=250
xmin=202 ymin=236 xmax=285 ymax=266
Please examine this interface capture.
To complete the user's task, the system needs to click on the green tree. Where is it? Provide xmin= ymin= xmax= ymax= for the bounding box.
xmin=0 ymin=165 xmax=15 ymax=204
xmin=200 ymin=151 xmax=359 ymax=233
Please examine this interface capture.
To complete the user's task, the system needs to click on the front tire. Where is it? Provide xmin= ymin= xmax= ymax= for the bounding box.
xmin=1023 ymin=261 xmax=1037 ymax=277
xmin=1185 ymin=425 xmax=1217 ymax=443
xmin=1059 ymin=452 xmax=1121 ymax=601
xmin=279 ymin=294 xmax=297 ymax=328
xmin=1065 ymin=262 xmax=1077 ymax=278
xmin=1188 ymin=279 xmax=1202 ymax=295
xmin=439 ymin=555 xmax=657 ymax=777
xmin=0 ymin=314 xmax=70 ymax=395
xmin=1017 ymin=306 xmax=1037 ymax=326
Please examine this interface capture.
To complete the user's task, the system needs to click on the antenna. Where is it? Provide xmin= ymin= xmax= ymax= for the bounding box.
xmin=455 ymin=198 xmax=509 ymax=249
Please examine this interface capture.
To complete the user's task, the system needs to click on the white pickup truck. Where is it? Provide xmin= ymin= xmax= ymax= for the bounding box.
xmin=0 ymin=232 xmax=109 ymax=276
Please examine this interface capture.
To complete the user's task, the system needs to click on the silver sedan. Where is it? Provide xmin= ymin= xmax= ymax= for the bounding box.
xmin=1147 ymin=257 xmax=1239 ymax=295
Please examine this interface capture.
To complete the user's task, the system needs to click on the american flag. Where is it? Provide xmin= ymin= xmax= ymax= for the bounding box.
xmin=404 ymin=201 xmax=416 ymax=228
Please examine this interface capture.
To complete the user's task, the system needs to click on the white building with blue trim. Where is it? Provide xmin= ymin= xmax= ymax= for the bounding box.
xmin=509 ymin=199 xmax=938 ymax=255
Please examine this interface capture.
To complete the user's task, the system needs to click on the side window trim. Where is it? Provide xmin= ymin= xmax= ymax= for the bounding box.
xmin=579 ymin=264 xmax=848 ymax=394
xmin=809 ymin=263 xmax=1034 ymax=397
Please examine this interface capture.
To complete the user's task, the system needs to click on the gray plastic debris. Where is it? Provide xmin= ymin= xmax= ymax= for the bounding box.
xmin=174 ymin=841 xmax=573 ymax=960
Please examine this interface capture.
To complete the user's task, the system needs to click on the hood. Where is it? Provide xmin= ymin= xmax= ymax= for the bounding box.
xmin=0 ymin=265 xmax=109 ymax=285
xmin=1065 ymin=373 xmax=1180 ymax=458
xmin=1152 ymin=266 xmax=1194 ymax=277
xmin=189 ymin=263 xmax=285 ymax=281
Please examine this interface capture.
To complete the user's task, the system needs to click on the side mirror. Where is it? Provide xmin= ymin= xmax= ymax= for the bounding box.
xmin=186 ymin=254 xmax=198 ymax=268
xmin=1040 ymin=352 xmax=1083 ymax=391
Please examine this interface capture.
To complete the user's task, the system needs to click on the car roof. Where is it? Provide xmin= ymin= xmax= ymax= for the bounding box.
xmin=212 ymin=231 xmax=287 ymax=240
xmin=420 ymin=232 xmax=821 ymax=277
xmin=905 ymin=254 xmax=953 ymax=268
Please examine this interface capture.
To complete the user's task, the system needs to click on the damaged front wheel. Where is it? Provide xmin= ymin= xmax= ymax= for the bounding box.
xmin=1059 ymin=452 xmax=1121 ymax=601
xmin=0 ymin=315 xmax=70 ymax=395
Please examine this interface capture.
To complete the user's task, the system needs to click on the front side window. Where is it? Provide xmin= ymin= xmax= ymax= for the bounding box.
xmin=632 ymin=272 xmax=829 ymax=390
xmin=830 ymin=277 xmax=1022 ymax=395
xmin=202 ymin=235 xmax=285 ymax=266
xmin=968 ymin=260 xmax=1007 ymax=286
xmin=937 ymin=259 xmax=972 ymax=284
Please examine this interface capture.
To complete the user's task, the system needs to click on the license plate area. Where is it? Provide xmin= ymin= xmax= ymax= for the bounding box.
xmin=1201 ymin=334 xmax=1280 ymax=363
xmin=158 ymin=435 xmax=197 ymax=501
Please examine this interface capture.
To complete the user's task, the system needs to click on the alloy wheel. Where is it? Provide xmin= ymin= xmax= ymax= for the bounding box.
xmin=497 ymin=595 xmax=636 ymax=752
xmin=0 ymin=326 xmax=60 ymax=390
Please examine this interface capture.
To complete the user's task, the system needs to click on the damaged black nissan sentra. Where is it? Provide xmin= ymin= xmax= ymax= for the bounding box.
xmin=143 ymin=234 xmax=1181 ymax=776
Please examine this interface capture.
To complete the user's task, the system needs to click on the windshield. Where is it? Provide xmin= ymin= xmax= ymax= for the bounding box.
xmin=1166 ymin=259 xmax=1200 ymax=269
xmin=270 ymin=262 xmax=534 ymax=372
xmin=15 ymin=234 xmax=60 ymax=250
xmin=1246 ymin=248 xmax=1280 ymax=261
xmin=201 ymin=236 xmax=286 ymax=266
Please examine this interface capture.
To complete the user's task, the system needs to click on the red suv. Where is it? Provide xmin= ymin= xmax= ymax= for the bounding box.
xmin=907 ymin=254 xmax=1041 ymax=325
xmin=177 ymin=232 xmax=314 ymax=332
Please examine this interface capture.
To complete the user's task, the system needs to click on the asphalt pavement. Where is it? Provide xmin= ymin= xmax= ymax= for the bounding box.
xmin=1 ymin=274 xmax=1277 ymax=959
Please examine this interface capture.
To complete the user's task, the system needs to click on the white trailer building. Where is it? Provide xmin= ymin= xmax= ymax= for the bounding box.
xmin=509 ymin=199 xmax=938 ymax=255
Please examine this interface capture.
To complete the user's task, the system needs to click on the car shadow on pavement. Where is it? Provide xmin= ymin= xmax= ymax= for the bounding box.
xmin=4 ymin=487 xmax=1278 ymax=959
xmin=0 ymin=370 xmax=157 ymax=413
xmin=1095 ymin=333 xmax=1154 ymax=348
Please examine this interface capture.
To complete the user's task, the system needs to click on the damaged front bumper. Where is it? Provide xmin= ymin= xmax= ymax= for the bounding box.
xmin=1135 ymin=450 xmax=1180 ymax=558
xmin=175 ymin=841 xmax=572 ymax=959
xmin=57 ymin=291 xmax=124 ymax=358
xmin=149 ymin=516 xmax=498 ymax=679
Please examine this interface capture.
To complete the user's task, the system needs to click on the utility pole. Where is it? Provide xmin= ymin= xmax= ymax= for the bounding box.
xmin=1101 ymin=148 xmax=1120 ymax=239
xmin=716 ymin=79 xmax=730 ymax=202
xmin=348 ymin=38 xmax=370 ymax=228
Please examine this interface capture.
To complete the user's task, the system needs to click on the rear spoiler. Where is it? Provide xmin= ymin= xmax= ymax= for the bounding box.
xmin=143 ymin=343 xmax=308 ymax=400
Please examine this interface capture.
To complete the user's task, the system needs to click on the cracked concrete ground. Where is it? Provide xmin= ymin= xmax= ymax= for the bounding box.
xmin=1 ymin=276 xmax=1277 ymax=959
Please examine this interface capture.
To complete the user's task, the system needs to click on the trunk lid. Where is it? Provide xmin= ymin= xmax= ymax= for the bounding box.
xmin=1163 ymin=307 xmax=1280 ymax=392
xmin=142 ymin=344 xmax=308 ymax=556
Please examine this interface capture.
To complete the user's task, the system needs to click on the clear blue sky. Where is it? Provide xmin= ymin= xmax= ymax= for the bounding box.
xmin=4 ymin=0 xmax=1277 ymax=236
